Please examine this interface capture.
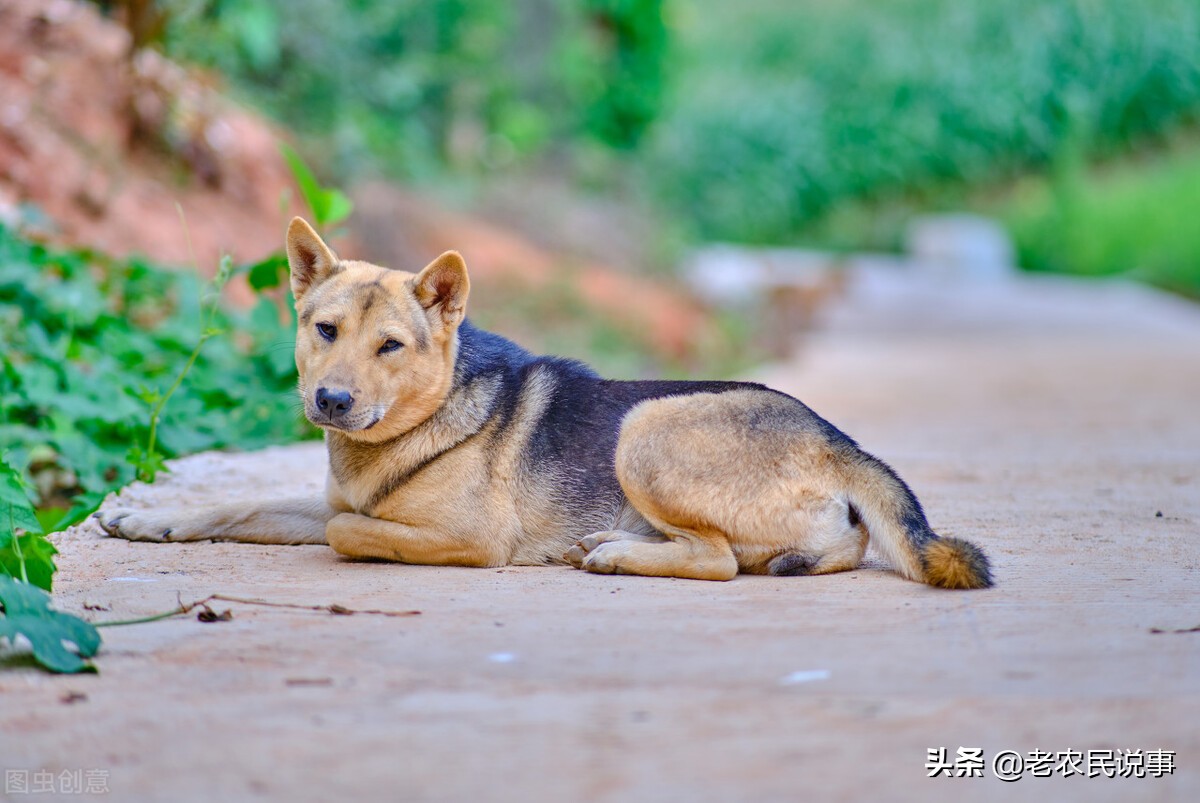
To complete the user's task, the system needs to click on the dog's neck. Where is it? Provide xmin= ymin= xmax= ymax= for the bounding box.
xmin=324 ymin=321 xmax=532 ymax=509
xmin=450 ymin=319 xmax=535 ymax=391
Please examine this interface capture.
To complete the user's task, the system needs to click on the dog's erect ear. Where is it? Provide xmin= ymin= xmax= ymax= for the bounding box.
xmin=286 ymin=217 xmax=340 ymax=299
xmin=413 ymin=251 xmax=470 ymax=329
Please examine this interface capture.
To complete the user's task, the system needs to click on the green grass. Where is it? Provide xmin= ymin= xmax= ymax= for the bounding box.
xmin=782 ymin=139 xmax=1200 ymax=299
xmin=646 ymin=0 xmax=1200 ymax=244
xmin=1001 ymin=146 xmax=1200 ymax=297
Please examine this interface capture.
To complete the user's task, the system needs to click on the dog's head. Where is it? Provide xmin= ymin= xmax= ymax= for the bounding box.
xmin=285 ymin=217 xmax=469 ymax=442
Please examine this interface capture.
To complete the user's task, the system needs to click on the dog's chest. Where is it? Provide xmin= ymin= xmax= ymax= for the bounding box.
xmin=328 ymin=437 xmax=420 ymax=512
xmin=327 ymin=430 xmax=495 ymax=520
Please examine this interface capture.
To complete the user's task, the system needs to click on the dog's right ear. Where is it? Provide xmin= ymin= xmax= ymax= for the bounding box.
xmin=286 ymin=217 xmax=340 ymax=299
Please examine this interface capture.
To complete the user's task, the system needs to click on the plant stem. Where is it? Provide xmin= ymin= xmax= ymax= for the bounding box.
xmin=8 ymin=508 xmax=29 ymax=584
xmin=138 ymin=205 xmax=225 ymax=482
xmin=142 ymin=332 xmax=212 ymax=480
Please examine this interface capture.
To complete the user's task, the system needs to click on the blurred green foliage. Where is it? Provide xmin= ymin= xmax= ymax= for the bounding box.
xmin=97 ymin=0 xmax=1200 ymax=295
xmin=152 ymin=0 xmax=666 ymax=173
xmin=750 ymin=136 xmax=1200 ymax=298
xmin=1002 ymin=142 xmax=1200 ymax=297
xmin=0 ymin=223 xmax=311 ymax=523
xmin=648 ymin=0 xmax=1200 ymax=243
xmin=279 ymin=142 xmax=354 ymax=231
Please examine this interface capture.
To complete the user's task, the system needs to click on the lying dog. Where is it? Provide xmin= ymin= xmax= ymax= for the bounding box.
xmin=97 ymin=218 xmax=991 ymax=588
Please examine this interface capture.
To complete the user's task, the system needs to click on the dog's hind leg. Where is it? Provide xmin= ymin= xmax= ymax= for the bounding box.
xmin=572 ymin=527 xmax=738 ymax=580
xmin=572 ymin=388 xmax=872 ymax=581
xmin=562 ymin=530 xmax=666 ymax=569
xmin=565 ymin=488 xmax=738 ymax=579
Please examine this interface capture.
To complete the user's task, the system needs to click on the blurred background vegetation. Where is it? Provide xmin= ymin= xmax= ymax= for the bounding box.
xmin=3 ymin=0 xmax=1200 ymax=525
xmin=150 ymin=0 xmax=668 ymax=171
xmin=137 ymin=0 xmax=1200 ymax=293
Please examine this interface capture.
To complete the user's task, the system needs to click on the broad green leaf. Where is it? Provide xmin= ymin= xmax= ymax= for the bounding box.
xmin=35 ymin=507 xmax=66 ymax=533
xmin=278 ymin=143 xmax=353 ymax=229
xmin=0 ymin=533 xmax=57 ymax=591
xmin=50 ymin=490 xmax=108 ymax=533
xmin=321 ymin=189 xmax=354 ymax=228
xmin=279 ymin=143 xmax=326 ymax=224
xmin=0 ymin=460 xmax=41 ymax=535
xmin=0 ymin=575 xmax=99 ymax=673
xmin=246 ymin=253 xmax=289 ymax=291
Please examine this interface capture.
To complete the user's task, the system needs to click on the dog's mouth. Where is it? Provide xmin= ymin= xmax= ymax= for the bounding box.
xmin=305 ymin=410 xmax=382 ymax=433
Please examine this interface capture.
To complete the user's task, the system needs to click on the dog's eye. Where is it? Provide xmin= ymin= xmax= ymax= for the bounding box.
xmin=378 ymin=339 xmax=403 ymax=355
xmin=316 ymin=323 xmax=337 ymax=342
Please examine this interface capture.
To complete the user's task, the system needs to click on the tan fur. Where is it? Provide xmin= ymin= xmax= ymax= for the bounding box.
xmin=598 ymin=389 xmax=870 ymax=580
xmin=96 ymin=217 xmax=991 ymax=590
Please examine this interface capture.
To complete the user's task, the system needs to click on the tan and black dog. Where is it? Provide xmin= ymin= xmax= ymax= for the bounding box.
xmin=97 ymin=218 xmax=991 ymax=588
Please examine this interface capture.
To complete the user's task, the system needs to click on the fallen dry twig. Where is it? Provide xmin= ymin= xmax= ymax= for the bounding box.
xmin=92 ymin=593 xmax=421 ymax=628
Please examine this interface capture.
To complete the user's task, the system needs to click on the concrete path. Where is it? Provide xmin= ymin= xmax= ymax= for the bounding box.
xmin=3 ymin=269 xmax=1198 ymax=802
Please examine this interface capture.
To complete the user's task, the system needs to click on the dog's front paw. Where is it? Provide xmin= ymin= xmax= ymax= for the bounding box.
xmin=94 ymin=509 xmax=177 ymax=542
xmin=563 ymin=535 xmax=596 ymax=568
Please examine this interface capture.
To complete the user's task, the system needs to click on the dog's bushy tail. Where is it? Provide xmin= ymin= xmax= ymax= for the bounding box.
xmin=842 ymin=452 xmax=992 ymax=589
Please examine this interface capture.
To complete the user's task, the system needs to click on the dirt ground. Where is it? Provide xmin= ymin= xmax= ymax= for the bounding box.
xmin=3 ymin=268 xmax=1198 ymax=802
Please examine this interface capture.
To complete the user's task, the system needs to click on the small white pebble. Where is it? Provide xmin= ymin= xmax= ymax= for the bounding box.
xmin=107 ymin=577 xmax=159 ymax=583
xmin=488 ymin=652 xmax=516 ymax=663
xmin=780 ymin=669 xmax=831 ymax=685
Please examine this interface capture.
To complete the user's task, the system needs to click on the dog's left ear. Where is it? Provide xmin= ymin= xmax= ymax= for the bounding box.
xmin=413 ymin=251 xmax=470 ymax=329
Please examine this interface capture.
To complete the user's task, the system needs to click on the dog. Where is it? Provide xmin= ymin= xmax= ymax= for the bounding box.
xmin=96 ymin=217 xmax=991 ymax=588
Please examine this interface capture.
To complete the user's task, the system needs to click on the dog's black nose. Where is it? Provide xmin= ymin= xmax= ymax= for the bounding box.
xmin=315 ymin=387 xmax=354 ymax=420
